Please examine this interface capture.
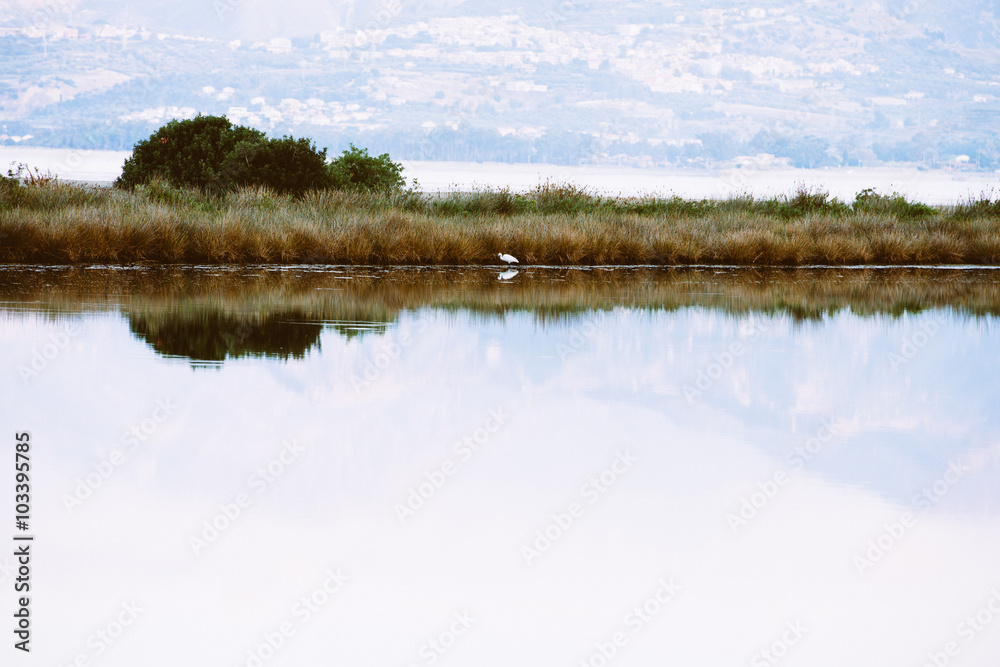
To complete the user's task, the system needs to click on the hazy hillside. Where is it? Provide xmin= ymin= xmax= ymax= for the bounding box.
xmin=2 ymin=0 xmax=999 ymax=168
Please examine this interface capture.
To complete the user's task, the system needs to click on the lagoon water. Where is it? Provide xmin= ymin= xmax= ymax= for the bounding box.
xmin=1 ymin=266 xmax=999 ymax=667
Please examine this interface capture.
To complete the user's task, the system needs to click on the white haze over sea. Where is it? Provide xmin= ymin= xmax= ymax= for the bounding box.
xmin=3 ymin=146 xmax=999 ymax=205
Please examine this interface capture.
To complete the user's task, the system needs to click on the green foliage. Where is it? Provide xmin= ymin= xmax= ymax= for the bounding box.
xmin=616 ymin=196 xmax=714 ymax=217
xmin=949 ymin=195 xmax=1000 ymax=220
xmin=223 ymin=136 xmax=330 ymax=197
xmin=746 ymin=187 xmax=849 ymax=219
xmin=116 ymin=115 xmax=331 ymax=196
xmin=136 ymin=177 xmax=218 ymax=213
xmin=530 ymin=182 xmax=597 ymax=214
xmin=853 ymin=188 xmax=937 ymax=219
xmin=421 ymin=184 xmax=854 ymax=219
xmin=0 ymin=172 xmax=26 ymax=209
xmin=2 ymin=163 xmax=105 ymax=211
xmin=429 ymin=188 xmax=532 ymax=216
xmin=328 ymin=144 xmax=405 ymax=192
xmin=117 ymin=115 xmax=264 ymax=191
xmin=784 ymin=187 xmax=847 ymax=215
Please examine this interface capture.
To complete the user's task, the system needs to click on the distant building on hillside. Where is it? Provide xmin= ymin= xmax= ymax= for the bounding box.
xmin=266 ymin=38 xmax=292 ymax=54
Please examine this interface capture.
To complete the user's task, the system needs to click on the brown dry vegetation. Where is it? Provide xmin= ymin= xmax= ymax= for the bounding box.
xmin=4 ymin=265 xmax=1000 ymax=322
xmin=2 ymin=180 xmax=1000 ymax=265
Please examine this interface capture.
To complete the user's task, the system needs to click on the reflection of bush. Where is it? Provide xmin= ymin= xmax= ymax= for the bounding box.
xmin=128 ymin=312 xmax=325 ymax=362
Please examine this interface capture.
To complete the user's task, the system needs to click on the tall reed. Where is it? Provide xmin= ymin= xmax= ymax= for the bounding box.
xmin=2 ymin=180 xmax=999 ymax=265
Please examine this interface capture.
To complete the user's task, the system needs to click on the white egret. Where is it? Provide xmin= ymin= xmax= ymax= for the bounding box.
xmin=498 ymin=252 xmax=519 ymax=264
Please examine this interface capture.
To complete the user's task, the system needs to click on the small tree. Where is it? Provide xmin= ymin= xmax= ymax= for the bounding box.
xmin=328 ymin=144 xmax=405 ymax=192
xmin=223 ymin=136 xmax=330 ymax=196
xmin=117 ymin=115 xmax=332 ymax=196
xmin=117 ymin=115 xmax=265 ymax=191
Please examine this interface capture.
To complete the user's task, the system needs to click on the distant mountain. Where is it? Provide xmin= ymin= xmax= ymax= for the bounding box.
xmin=2 ymin=0 xmax=999 ymax=168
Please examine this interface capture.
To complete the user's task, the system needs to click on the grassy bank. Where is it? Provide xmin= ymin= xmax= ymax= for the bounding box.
xmin=2 ymin=179 xmax=1000 ymax=264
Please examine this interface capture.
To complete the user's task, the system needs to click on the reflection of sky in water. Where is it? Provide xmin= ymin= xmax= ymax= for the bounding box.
xmin=1 ymin=307 xmax=999 ymax=667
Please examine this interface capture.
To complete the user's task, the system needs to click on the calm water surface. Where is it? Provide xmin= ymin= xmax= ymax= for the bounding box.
xmin=1 ymin=266 xmax=999 ymax=667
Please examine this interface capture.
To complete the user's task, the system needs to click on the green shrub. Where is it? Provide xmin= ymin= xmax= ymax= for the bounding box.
xmin=1 ymin=163 xmax=103 ymax=211
xmin=328 ymin=144 xmax=405 ymax=192
xmin=116 ymin=115 xmax=332 ymax=196
xmin=0 ymin=171 xmax=25 ymax=209
xmin=530 ymin=181 xmax=598 ymax=214
xmin=949 ymin=195 xmax=1000 ymax=220
xmin=617 ymin=196 xmax=713 ymax=217
xmin=746 ymin=187 xmax=848 ymax=219
xmin=784 ymin=187 xmax=847 ymax=215
xmin=136 ymin=177 xmax=218 ymax=212
xmin=223 ymin=135 xmax=330 ymax=196
xmin=117 ymin=115 xmax=264 ymax=191
xmin=853 ymin=188 xmax=936 ymax=219
xmin=430 ymin=188 xmax=533 ymax=216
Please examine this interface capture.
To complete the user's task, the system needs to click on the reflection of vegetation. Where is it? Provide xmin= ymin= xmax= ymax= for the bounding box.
xmin=326 ymin=322 xmax=391 ymax=340
xmin=128 ymin=311 xmax=324 ymax=362
xmin=1 ymin=265 xmax=999 ymax=361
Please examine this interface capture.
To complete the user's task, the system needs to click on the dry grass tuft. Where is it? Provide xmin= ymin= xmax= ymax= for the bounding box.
xmin=2 ymin=180 xmax=1000 ymax=265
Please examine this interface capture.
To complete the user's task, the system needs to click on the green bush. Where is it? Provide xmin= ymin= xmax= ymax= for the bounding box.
xmin=784 ymin=187 xmax=847 ymax=215
xmin=949 ymin=195 xmax=1000 ymax=220
xmin=117 ymin=115 xmax=263 ymax=191
xmin=116 ymin=115 xmax=331 ymax=196
xmin=328 ymin=144 xmax=405 ymax=192
xmin=747 ymin=187 xmax=848 ymax=219
xmin=438 ymin=188 xmax=533 ymax=216
xmin=853 ymin=188 xmax=936 ymax=219
xmin=223 ymin=135 xmax=331 ymax=196
xmin=0 ymin=171 xmax=25 ymax=209
xmin=530 ymin=181 xmax=598 ymax=214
